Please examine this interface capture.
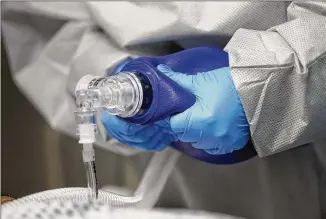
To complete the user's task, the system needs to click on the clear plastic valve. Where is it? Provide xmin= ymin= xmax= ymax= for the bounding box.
xmin=75 ymin=73 xmax=143 ymax=118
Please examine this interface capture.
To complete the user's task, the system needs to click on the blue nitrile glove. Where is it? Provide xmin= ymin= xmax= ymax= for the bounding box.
xmin=157 ymin=64 xmax=250 ymax=155
xmin=101 ymin=112 xmax=177 ymax=151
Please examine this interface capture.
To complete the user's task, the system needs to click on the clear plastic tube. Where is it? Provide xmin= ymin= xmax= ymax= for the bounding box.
xmin=84 ymin=160 xmax=98 ymax=199
xmin=3 ymin=148 xmax=180 ymax=209
xmin=82 ymin=143 xmax=98 ymax=199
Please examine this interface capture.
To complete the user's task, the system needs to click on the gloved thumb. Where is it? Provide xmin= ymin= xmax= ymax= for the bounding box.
xmin=157 ymin=64 xmax=195 ymax=92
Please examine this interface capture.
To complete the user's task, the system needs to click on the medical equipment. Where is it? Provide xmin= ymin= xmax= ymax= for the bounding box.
xmin=74 ymin=90 xmax=99 ymax=199
xmin=79 ymin=47 xmax=256 ymax=166
xmin=74 ymin=71 xmax=155 ymax=198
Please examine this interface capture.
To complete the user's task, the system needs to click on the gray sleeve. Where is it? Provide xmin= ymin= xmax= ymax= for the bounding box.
xmin=224 ymin=2 xmax=326 ymax=157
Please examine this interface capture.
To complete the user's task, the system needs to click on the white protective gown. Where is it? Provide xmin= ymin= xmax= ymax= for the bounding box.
xmin=2 ymin=2 xmax=326 ymax=219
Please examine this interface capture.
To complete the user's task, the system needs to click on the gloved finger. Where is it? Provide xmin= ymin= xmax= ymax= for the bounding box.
xmin=132 ymin=127 xmax=176 ymax=151
xmin=154 ymin=118 xmax=175 ymax=134
xmin=142 ymin=130 xmax=170 ymax=150
xmin=104 ymin=120 xmax=154 ymax=145
xmin=121 ymin=130 xmax=170 ymax=151
xmin=101 ymin=112 xmax=174 ymax=148
xmin=102 ymin=112 xmax=173 ymax=137
xmin=101 ymin=112 xmax=155 ymax=143
xmin=157 ymin=64 xmax=195 ymax=92
xmin=152 ymin=134 xmax=175 ymax=151
xmin=126 ymin=124 xmax=177 ymax=150
xmin=170 ymin=105 xmax=201 ymax=143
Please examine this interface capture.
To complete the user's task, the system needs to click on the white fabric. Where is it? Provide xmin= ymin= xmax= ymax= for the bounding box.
xmin=225 ymin=4 xmax=326 ymax=156
xmin=2 ymin=201 xmax=244 ymax=219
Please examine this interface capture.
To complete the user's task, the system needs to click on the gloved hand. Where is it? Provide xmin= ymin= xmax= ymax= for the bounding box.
xmin=101 ymin=111 xmax=177 ymax=151
xmin=157 ymin=64 xmax=250 ymax=155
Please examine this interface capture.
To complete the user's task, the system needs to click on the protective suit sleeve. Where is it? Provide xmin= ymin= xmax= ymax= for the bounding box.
xmin=224 ymin=2 xmax=326 ymax=157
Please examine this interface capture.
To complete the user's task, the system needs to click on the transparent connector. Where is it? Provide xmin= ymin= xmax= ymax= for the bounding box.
xmin=74 ymin=105 xmax=97 ymax=144
xmin=74 ymin=107 xmax=99 ymax=199
xmin=74 ymin=72 xmax=145 ymax=200
xmin=75 ymin=73 xmax=143 ymax=118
